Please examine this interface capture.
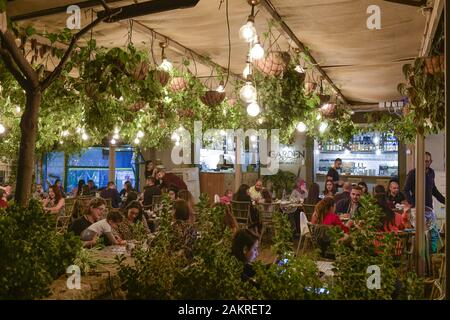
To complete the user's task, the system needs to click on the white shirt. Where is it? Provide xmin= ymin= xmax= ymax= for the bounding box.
xmin=87 ymin=219 xmax=112 ymax=236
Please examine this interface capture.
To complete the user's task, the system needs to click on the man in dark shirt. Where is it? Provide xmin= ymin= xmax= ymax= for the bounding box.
xmin=143 ymin=177 xmax=162 ymax=206
xmin=327 ymin=158 xmax=343 ymax=189
xmin=336 ymin=186 xmax=362 ymax=218
xmin=68 ymin=198 xmax=106 ymax=236
xmin=156 ymin=168 xmax=187 ymax=191
xmin=86 ymin=180 xmax=98 ymax=196
xmin=387 ymin=179 xmax=406 ymax=209
xmin=404 ymin=152 xmax=445 ymax=208
xmin=100 ymin=181 xmax=122 ymax=208
xmin=334 ymin=182 xmax=352 ymax=204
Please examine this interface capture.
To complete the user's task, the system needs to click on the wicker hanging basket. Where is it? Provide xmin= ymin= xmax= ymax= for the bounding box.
xmin=169 ymin=77 xmax=188 ymax=92
xmin=132 ymin=61 xmax=149 ymax=81
xmin=424 ymin=55 xmax=445 ymax=74
xmin=200 ymin=91 xmax=226 ymax=107
xmin=178 ymin=108 xmax=195 ymax=118
xmin=304 ymin=82 xmax=317 ymax=95
xmin=153 ymin=69 xmax=170 ymax=87
xmin=254 ymin=51 xmax=291 ymax=76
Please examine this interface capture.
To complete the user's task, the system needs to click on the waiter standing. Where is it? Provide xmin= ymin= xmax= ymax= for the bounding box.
xmin=327 ymin=158 xmax=343 ymax=189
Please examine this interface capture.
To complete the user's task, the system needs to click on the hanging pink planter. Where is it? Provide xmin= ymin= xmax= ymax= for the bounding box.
xmin=319 ymin=94 xmax=331 ymax=105
xmin=169 ymin=77 xmax=188 ymax=92
xmin=200 ymin=91 xmax=226 ymax=107
xmin=254 ymin=51 xmax=291 ymax=76
xmin=424 ymin=55 xmax=445 ymax=74
xmin=320 ymin=103 xmax=337 ymax=117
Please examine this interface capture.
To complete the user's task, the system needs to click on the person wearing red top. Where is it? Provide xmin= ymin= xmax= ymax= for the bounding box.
xmin=312 ymin=196 xmax=350 ymax=234
xmin=0 ymin=189 xmax=8 ymax=209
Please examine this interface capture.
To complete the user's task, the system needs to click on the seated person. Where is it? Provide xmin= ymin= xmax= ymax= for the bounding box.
xmin=117 ymin=200 xmax=150 ymax=240
xmin=68 ymin=198 xmax=106 ymax=236
xmin=156 ymin=168 xmax=187 ymax=191
xmin=305 ymin=183 xmax=321 ymax=205
xmin=334 ymin=182 xmax=351 ymax=204
xmin=80 ymin=211 xmax=126 ymax=247
xmin=386 ymin=179 xmax=407 ymax=210
xmin=120 ymin=181 xmax=135 ymax=201
xmin=168 ymin=186 xmax=179 ymax=201
xmin=358 ymin=181 xmax=369 ymax=195
xmin=322 ymin=180 xmax=336 ymax=198
xmin=42 ymin=186 xmax=65 ymax=215
xmin=375 ymin=193 xmax=404 ymax=232
xmin=231 ymin=229 xmax=259 ymax=284
xmin=100 ymin=181 xmax=122 ymax=208
xmin=32 ymin=183 xmax=47 ymax=201
xmin=171 ymin=199 xmax=197 ymax=258
xmin=373 ymin=184 xmax=386 ymax=196
xmin=248 ymin=179 xmax=263 ymax=203
xmin=336 ymin=186 xmax=362 ymax=218
xmin=290 ymin=179 xmax=308 ymax=203
xmin=233 ymin=184 xmax=260 ymax=234
xmin=121 ymin=190 xmax=138 ymax=210
xmin=220 ymin=189 xmax=234 ymax=205
xmin=312 ymin=197 xmax=350 ymax=234
xmin=142 ymin=177 xmax=162 ymax=207
xmin=0 ymin=189 xmax=7 ymax=209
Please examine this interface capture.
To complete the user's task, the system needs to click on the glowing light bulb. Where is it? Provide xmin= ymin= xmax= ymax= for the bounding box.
xmin=258 ymin=118 xmax=264 ymax=124
xmin=247 ymin=101 xmax=260 ymax=117
xmin=113 ymin=133 xmax=119 ymax=140
xmin=119 ymin=96 xmax=124 ymax=102
xmin=137 ymin=130 xmax=144 ymax=138
xmin=296 ymin=122 xmax=307 ymax=133
xmin=114 ymin=127 xmax=120 ymax=134
xmin=110 ymin=138 xmax=116 ymax=145
xmin=76 ymin=127 xmax=82 ymax=133
xmin=316 ymin=113 xmax=322 ymax=121
xmin=319 ymin=122 xmax=328 ymax=133
xmin=0 ymin=124 xmax=5 ymax=134
xmin=239 ymin=21 xmax=257 ymax=42
xmin=250 ymin=135 xmax=257 ymax=142
xmin=15 ymin=106 xmax=21 ymax=114
xmin=250 ymin=42 xmax=264 ymax=60
xmin=61 ymin=130 xmax=69 ymax=137
xmin=216 ymin=84 xmax=225 ymax=93
xmin=220 ymin=130 xmax=226 ymax=136
xmin=159 ymin=58 xmax=173 ymax=72
xmin=239 ymin=82 xmax=257 ymax=103
xmin=314 ymin=149 xmax=320 ymax=155
xmin=59 ymin=140 xmax=64 ymax=145
xmin=373 ymin=136 xmax=380 ymax=145
xmin=81 ymin=133 xmax=89 ymax=141
xmin=175 ymin=141 xmax=180 ymax=147
xmin=164 ymin=96 xmax=172 ymax=104
xmin=134 ymin=138 xmax=140 ymax=144
xmin=243 ymin=63 xmax=251 ymax=78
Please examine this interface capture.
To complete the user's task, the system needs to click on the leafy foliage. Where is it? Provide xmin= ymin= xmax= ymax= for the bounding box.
xmin=0 ymin=199 xmax=82 ymax=299
xmin=329 ymin=195 xmax=424 ymax=299
xmin=262 ymin=170 xmax=297 ymax=199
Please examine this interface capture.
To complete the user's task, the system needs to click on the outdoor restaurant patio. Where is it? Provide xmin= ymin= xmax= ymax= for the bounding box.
xmin=0 ymin=0 xmax=449 ymax=302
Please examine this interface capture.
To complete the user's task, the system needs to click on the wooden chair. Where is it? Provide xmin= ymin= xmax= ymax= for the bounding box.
xmin=296 ymin=216 xmax=313 ymax=256
xmin=258 ymin=203 xmax=280 ymax=243
xmin=64 ymin=198 xmax=76 ymax=221
xmin=230 ymin=200 xmax=251 ymax=229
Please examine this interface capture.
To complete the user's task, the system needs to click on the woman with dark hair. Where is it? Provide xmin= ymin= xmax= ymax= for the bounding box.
xmin=144 ymin=160 xmax=156 ymax=179
xmin=178 ymin=189 xmax=195 ymax=223
xmin=231 ymin=229 xmax=259 ymax=283
xmin=121 ymin=191 xmax=138 ymax=210
xmin=305 ymin=183 xmax=321 ymax=205
xmin=312 ymin=197 xmax=350 ymax=233
xmin=76 ymin=179 xmax=86 ymax=197
xmin=168 ymin=186 xmax=179 ymax=202
xmin=54 ymin=179 xmax=66 ymax=198
xmin=43 ymin=185 xmax=65 ymax=215
xmin=374 ymin=193 xmax=403 ymax=232
xmin=322 ymin=180 xmax=336 ymax=198
xmin=233 ymin=184 xmax=251 ymax=202
xmin=117 ymin=200 xmax=150 ymax=240
xmin=373 ymin=184 xmax=386 ymax=196
xmin=120 ymin=181 xmax=134 ymax=200
xmin=358 ymin=182 xmax=368 ymax=195
xmin=171 ymin=199 xmax=197 ymax=258
xmin=233 ymin=184 xmax=260 ymax=234
xmin=69 ymin=198 xmax=106 ymax=237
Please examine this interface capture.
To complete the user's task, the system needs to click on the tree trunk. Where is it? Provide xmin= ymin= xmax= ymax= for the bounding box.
xmin=14 ymin=89 xmax=42 ymax=206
